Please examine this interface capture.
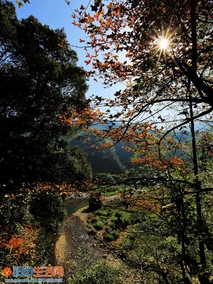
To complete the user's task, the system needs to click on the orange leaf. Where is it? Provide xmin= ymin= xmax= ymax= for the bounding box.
xmin=94 ymin=12 xmax=99 ymax=20
xmin=125 ymin=52 xmax=132 ymax=57
xmin=84 ymin=59 xmax=91 ymax=65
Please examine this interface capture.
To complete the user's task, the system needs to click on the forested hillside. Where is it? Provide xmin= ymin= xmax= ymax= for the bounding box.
xmin=68 ymin=132 xmax=133 ymax=174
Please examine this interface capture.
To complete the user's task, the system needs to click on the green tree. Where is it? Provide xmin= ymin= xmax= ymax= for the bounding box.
xmin=0 ymin=0 xmax=90 ymax=186
xmin=69 ymin=133 xmax=125 ymax=174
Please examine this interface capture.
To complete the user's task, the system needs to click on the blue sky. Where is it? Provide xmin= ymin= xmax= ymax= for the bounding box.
xmin=12 ymin=0 xmax=122 ymax=103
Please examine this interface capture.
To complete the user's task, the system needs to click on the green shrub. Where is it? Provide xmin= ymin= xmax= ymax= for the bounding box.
xmin=109 ymin=216 xmax=117 ymax=222
xmin=30 ymin=188 xmax=65 ymax=233
xmin=0 ymin=188 xmax=31 ymax=228
xmin=112 ymin=230 xmax=120 ymax=239
xmin=115 ymin=211 xmax=122 ymax=218
xmin=104 ymin=230 xmax=119 ymax=241
xmin=94 ymin=220 xmax=104 ymax=230
xmin=68 ymin=260 xmax=124 ymax=284
xmin=121 ymin=235 xmax=134 ymax=250
xmin=95 ymin=209 xmax=108 ymax=217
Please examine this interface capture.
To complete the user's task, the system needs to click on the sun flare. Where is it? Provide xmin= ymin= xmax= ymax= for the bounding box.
xmin=159 ymin=37 xmax=169 ymax=50
xmin=150 ymin=29 xmax=175 ymax=64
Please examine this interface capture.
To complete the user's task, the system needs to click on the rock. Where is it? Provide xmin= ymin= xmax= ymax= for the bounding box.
xmin=89 ymin=194 xmax=102 ymax=210
xmin=87 ymin=229 xmax=96 ymax=236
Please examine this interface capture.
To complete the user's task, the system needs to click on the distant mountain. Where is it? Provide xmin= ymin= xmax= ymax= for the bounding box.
xmin=67 ymin=121 xmax=212 ymax=174
xmin=68 ymin=133 xmax=129 ymax=174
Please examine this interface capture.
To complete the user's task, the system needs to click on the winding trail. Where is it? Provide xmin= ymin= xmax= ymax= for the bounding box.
xmin=54 ymin=206 xmax=103 ymax=272
xmin=54 ymin=201 xmax=142 ymax=283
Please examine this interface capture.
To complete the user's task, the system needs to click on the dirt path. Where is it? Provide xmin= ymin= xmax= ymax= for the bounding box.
xmin=54 ymin=206 xmax=89 ymax=265
xmin=72 ymin=206 xmax=89 ymax=225
xmin=54 ymin=206 xmax=103 ymax=277
xmin=54 ymin=203 xmax=143 ymax=283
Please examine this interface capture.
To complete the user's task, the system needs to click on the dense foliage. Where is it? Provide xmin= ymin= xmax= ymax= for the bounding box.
xmin=0 ymin=1 xmax=92 ymax=277
xmin=0 ymin=0 xmax=91 ymax=186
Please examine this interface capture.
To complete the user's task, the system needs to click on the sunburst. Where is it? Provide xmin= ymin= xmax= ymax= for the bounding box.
xmin=159 ymin=37 xmax=169 ymax=50
xmin=151 ymin=29 xmax=175 ymax=63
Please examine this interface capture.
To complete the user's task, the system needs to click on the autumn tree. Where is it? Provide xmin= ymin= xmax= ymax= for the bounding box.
xmin=70 ymin=1 xmax=213 ymax=283
xmin=0 ymin=0 xmax=92 ymax=187
xmin=72 ymin=0 xmax=213 ymax=128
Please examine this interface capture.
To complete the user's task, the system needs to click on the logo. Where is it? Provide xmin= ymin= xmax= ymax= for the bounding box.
xmin=2 ymin=266 xmax=64 ymax=283
xmin=2 ymin=267 xmax=13 ymax=278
